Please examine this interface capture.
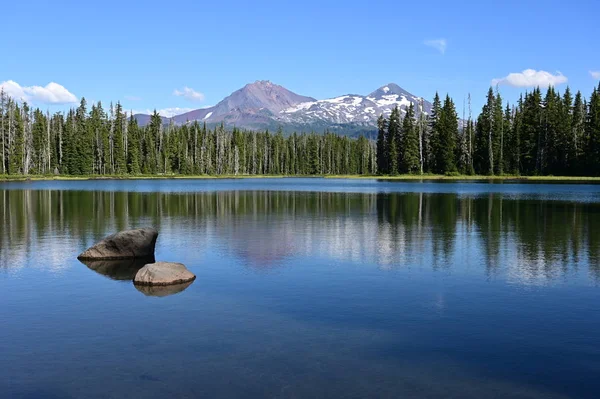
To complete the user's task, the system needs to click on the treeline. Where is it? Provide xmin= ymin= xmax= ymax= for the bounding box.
xmin=377 ymin=83 xmax=600 ymax=176
xmin=2 ymin=83 xmax=600 ymax=177
xmin=0 ymin=94 xmax=376 ymax=176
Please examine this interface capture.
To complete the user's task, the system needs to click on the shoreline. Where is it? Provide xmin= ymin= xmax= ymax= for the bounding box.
xmin=2 ymin=174 xmax=600 ymax=182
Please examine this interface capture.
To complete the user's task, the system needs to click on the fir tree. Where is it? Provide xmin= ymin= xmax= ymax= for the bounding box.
xmin=427 ymin=93 xmax=441 ymax=172
xmin=434 ymin=95 xmax=458 ymax=173
xmin=127 ymin=114 xmax=141 ymax=174
xmin=387 ymin=107 xmax=401 ymax=175
xmin=376 ymin=115 xmax=388 ymax=174
xmin=400 ymin=104 xmax=419 ymax=173
xmin=572 ymin=91 xmax=586 ymax=174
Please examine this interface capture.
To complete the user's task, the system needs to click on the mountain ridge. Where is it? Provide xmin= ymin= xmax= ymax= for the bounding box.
xmin=134 ymin=81 xmax=432 ymax=135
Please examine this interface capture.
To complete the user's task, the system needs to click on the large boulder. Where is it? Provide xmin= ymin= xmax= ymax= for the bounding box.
xmin=133 ymin=262 xmax=196 ymax=286
xmin=77 ymin=228 xmax=158 ymax=260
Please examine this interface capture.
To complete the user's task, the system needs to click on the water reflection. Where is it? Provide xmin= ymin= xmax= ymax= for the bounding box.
xmin=135 ymin=281 xmax=194 ymax=297
xmin=80 ymin=257 xmax=155 ymax=281
xmin=1 ymin=189 xmax=599 ymax=284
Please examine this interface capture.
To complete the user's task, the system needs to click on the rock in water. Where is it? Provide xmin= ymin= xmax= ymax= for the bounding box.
xmin=77 ymin=228 xmax=158 ymax=260
xmin=133 ymin=262 xmax=196 ymax=286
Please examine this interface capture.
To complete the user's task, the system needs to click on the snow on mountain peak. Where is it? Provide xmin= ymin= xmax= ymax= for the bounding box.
xmin=135 ymin=81 xmax=431 ymax=134
xmin=277 ymin=84 xmax=431 ymax=126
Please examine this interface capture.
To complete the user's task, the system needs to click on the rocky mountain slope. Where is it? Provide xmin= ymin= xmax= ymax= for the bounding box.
xmin=135 ymin=81 xmax=431 ymax=135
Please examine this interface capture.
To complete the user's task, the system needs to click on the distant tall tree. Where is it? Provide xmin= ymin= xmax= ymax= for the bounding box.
xmin=492 ymin=89 xmax=504 ymax=175
xmin=560 ymin=87 xmax=574 ymax=172
xmin=427 ymin=92 xmax=441 ymax=172
xmin=474 ymin=88 xmax=495 ymax=175
xmin=9 ymin=103 xmax=24 ymax=174
xmin=387 ymin=106 xmax=401 ymax=175
xmin=572 ymin=91 xmax=586 ymax=174
xmin=112 ymin=103 xmax=126 ymax=174
xmin=417 ymin=98 xmax=427 ymax=174
xmin=75 ymin=98 xmax=93 ymax=174
xmin=0 ymin=90 xmax=6 ymax=175
xmin=587 ymin=84 xmax=600 ymax=175
xmin=433 ymin=95 xmax=458 ymax=173
xmin=127 ymin=114 xmax=141 ymax=174
xmin=519 ymin=88 xmax=541 ymax=174
xmin=376 ymin=114 xmax=388 ymax=174
xmin=400 ymin=103 xmax=419 ymax=173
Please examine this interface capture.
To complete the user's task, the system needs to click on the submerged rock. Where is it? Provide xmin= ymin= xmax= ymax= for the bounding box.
xmin=133 ymin=262 xmax=196 ymax=286
xmin=80 ymin=257 xmax=155 ymax=280
xmin=135 ymin=280 xmax=194 ymax=297
xmin=77 ymin=228 xmax=158 ymax=260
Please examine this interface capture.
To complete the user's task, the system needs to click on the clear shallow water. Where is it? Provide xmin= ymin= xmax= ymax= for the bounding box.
xmin=1 ymin=178 xmax=599 ymax=398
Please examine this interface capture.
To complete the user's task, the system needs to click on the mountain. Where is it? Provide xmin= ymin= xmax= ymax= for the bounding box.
xmin=170 ymin=80 xmax=316 ymax=129
xmin=134 ymin=81 xmax=431 ymax=135
xmin=278 ymin=83 xmax=431 ymax=126
xmin=133 ymin=113 xmax=170 ymax=126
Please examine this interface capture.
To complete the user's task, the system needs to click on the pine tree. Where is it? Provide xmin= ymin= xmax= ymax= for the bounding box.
xmin=434 ymin=95 xmax=458 ymax=173
xmin=559 ymin=87 xmax=574 ymax=174
xmin=572 ymin=91 xmax=586 ymax=175
xmin=112 ymin=103 xmax=126 ymax=174
xmin=75 ymin=98 xmax=93 ymax=174
xmin=520 ymin=88 xmax=543 ymax=175
xmin=427 ymin=92 xmax=441 ymax=172
xmin=587 ymin=84 xmax=600 ymax=175
xmin=474 ymin=88 xmax=495 ymax=175
xmin=127 ymin=114 xmax=141 ymax=174
xmin=492 ymin=90 xmax=504 ymax=175
xmin=376 ymin=115 xmax=388 ymax=174
xmin=500 ymin=102 xmax=512 ymax=175
xmin=9 ymin=103 xmax=24 ymax=174
xmin=387 ymin=107 xmax=401 ymax=175
xmin=400 ymin=104 xmax=419 ymax=173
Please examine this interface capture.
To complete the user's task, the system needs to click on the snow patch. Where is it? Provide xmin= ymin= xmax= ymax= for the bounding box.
xmin=382 ymin=86 xmax=390 ymax=93
xmin=281 ymin=101 xmax=316 ymax=113
xmin=203 ymin=112 xmax=213 ymax=120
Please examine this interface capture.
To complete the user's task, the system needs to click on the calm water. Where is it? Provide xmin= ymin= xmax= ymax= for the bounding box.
xmin=1 ymin=178 xmax=600 ymax=398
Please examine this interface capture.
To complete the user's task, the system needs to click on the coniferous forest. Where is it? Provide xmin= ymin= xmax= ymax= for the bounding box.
xmin=1 ymin=83 xmax=600 ymax=177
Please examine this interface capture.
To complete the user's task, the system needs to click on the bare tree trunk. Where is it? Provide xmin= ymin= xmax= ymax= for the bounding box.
xmin=109 ymin=104 xmax=115 ymax=174
xmin=489 ymin=97 xmax=494 ymax=175
xmin=46 ymin=111 xmax=51 ymax=173
xmin=8 ymin=102 xmax=13 ymax=173
xmin=500 ymin=111 xmax=504 ymax=175
xmin=59 ymin=119 xmax=63 ymax=169
xmin=468 ymin=94 xmax=472 ymax=172
xmin=418 ymin=99 xmax=424 ymax=174
xmin=0 ymin=91 xmax=5 ymax=175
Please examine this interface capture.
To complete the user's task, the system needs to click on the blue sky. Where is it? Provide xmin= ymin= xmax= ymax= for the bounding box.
xmin=1 ymin=0 xmax=599 ymax=116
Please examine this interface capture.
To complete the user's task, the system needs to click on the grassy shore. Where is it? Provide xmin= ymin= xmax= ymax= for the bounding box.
xmin=2 ymin=174 xmax=600 ymax=182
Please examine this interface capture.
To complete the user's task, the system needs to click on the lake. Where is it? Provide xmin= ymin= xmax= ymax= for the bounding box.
xmin=1 ymin=178 xmax=599 ymax=398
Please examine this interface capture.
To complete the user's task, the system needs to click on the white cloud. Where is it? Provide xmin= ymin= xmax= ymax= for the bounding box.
xmin=0 ymin=80 xmax=78 ymax=104
xmin=124 ymin=95 xmax=142 ymax=101
xmin=424 ymin=39 xmax=447 ymax=54
xmin=131 ymin=107 xmax=194 ymax=118
xmin=591 ymin=71 xmax=600 ymax=80
xmin=173 ymin=86 xmax=205 ymax=102
xmin=491 ymin=69 xmax=568 ymax=87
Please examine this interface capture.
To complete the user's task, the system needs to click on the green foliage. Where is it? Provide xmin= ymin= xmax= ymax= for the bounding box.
xmin=2 ymin=83 xmax=600 ymax=178
xmin=400 ymin=104 xmax=419 ymax=173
